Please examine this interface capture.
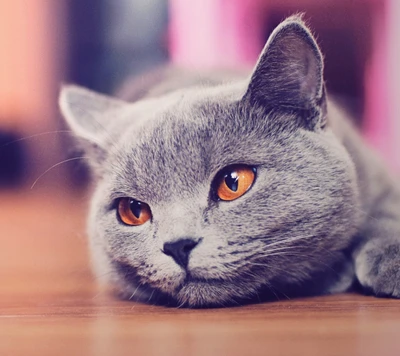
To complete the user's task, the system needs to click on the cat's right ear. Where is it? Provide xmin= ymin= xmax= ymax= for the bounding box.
xmin=242 ymin=15 xmax=326 ymax=129
xmin=59 ymin=85 xmax=127 ymax=165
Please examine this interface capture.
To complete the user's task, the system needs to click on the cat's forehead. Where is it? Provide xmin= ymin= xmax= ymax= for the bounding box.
xmin=107 ymin=89 xmax=274 ymax=202
xmin=113 ymin=100 xmax=228 ymax=200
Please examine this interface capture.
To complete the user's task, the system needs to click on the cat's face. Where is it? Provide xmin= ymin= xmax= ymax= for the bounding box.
xmin=61 ymin=16 xmax=361 ymax=307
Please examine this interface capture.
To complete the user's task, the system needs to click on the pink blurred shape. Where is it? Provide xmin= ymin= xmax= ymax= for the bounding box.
xmin=364 ymin=0 xmax=400 ymax=172
xmin=169 ymin=0 xmax=263 ymax=69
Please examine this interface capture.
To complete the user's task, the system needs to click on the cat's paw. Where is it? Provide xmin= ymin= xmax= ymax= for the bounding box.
xmin=355 ymin=240 xmax=400 ymax=298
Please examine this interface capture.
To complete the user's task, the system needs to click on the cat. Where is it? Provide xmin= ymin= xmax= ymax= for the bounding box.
xmin=59 ymin=15 xmax=400 ymax=307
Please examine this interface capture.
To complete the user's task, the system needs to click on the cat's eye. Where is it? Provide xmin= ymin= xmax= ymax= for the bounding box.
xmin=117 ymin=198 xmax=152 ymax=226
xmin=215 ymin=165 xmax=256 ymax=201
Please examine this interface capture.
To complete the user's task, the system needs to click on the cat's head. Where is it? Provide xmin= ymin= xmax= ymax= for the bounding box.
xmin=60 ymin=16 xmax=360 ymax=307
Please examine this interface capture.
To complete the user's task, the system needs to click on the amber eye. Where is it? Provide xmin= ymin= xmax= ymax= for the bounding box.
xmin=216 ymin=165 xmax=256 ymax=201
xmin=117 ymin=198 xmax=152 ymax=226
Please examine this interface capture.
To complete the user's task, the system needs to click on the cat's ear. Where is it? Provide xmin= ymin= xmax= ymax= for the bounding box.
xmin=59 ymin=85 xmax=126 ymax=146
xmin=243 ymin=15 xmax=326 ymax=128
xmin=59 ymin=85 xmax=128 ymax=166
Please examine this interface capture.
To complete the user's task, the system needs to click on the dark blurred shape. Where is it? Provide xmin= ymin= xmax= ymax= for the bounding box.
xmin=66 ymin=0 xmax=168 ymax=94
xmin=64 ymin=0 xmax=168 ymax=187
xmin=0 ymin=130 xmax=25 ymax=187
xmin=66 ymin=0 xmax=108 ymax=93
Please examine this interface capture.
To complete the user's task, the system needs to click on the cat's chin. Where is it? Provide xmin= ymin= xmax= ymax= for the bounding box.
xmin=112 ymin=278 xmax=230 ymax=308
xmin=173 ymin=278 xmax=259 ymax=308
xmin=111 ymin=260 xmax=258 ymax=307
xmin=176 ymin=280 xmax=232 ymax=307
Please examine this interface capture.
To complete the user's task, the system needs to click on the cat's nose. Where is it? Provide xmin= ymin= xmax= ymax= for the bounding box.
xmin=163 ymin=238 xmax=199 ymax=268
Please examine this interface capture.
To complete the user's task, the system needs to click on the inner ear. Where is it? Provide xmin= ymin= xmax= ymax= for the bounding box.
xmin=59 ymin=85 xmax=129 ymax=171
xmin=59 ymin=85 xmax=127 ymax=147
xmin=244 ymin=16 xmax=324 ymax=111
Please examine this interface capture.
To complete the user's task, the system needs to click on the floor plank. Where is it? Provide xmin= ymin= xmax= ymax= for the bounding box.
xmin=1 ymin=189 xmax=400 ymax=356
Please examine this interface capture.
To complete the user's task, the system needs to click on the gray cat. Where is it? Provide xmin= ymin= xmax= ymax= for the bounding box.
xmin=60 ymin=16 xmax=400 ymax=307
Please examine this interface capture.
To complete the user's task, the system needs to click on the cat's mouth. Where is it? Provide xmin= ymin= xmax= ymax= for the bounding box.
xmin=112 ymin=259 xmax=236 ymax=307
xmin=114 ymin=259 xmax=224 ymax=288
xmin=183 ymin=272 xmax=220 ymax=284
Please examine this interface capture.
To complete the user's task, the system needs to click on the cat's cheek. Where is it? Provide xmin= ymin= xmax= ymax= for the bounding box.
xmin=188 ymin=246 xmax=226 ymax=279
xmin=143 ymin=254 xmax=185 ymax=293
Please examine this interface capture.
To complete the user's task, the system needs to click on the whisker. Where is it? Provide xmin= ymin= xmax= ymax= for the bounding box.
xmin=176 ymin=299 xmax=187 ymax=309
xmin=264 ymin=281 xmax=281 ymax=301
xmin=246 ymin=259 xmax=290 ymax=267
xmin=239 ymin=237 xmax=312 ymax=262
xmin=0 ymin=130 xmax=73 ymax=148
xmin=352 ymin=205 xmax=378 ymax=222
xmin=91 ymin=270 xmax=115 ymax=281
xmin=30 ymin=156 xmax=89 ymax=189
xmin=262 ymin=244 xmax=306 ymax=254
xmin=129 ymin=283 xmax=142 ymax=301
xmin=228 ymin=297 xmax=242 ymax=307
xmin=263 ymin=235 xmax=312 ymax=249
xmin=147 ymin=290 xmax=155 ymax=303
xmin=91 ymin=289 xmax=107 ymax=300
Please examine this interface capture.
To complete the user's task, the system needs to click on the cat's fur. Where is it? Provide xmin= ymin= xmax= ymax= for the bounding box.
xmin=60 ymin=16 xmax=400 ymax=307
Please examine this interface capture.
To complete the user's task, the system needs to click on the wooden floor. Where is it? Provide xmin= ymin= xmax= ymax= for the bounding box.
xmin=1 ymin=189 xmax=400 ymax=356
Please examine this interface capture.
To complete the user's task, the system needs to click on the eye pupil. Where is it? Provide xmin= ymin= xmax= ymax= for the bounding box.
xmin=129 ymin=199 xmax=142 ymax=219
xmin=225 ymin=173 xmax=239 ymax=192
xmin=215 ymin=165 xmax=256 ymax=202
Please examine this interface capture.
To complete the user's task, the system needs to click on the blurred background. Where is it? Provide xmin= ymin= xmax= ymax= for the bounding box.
xmin=0 ymin=0 xmax=399 ymax=191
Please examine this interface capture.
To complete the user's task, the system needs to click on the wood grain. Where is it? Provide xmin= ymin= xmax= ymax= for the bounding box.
xmin=1 ymin=189 xmax=400 ymax=356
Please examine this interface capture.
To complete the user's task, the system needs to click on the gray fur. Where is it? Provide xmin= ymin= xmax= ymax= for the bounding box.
xmin=60 ymin=16 xmax=400 ymax=307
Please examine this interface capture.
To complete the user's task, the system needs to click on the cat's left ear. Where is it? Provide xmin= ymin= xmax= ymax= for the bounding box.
xmin=243 ymin=15 xmax=326 ymax=129
xmin=59 ymin=85 xmax=127 ymax=147
xmin=59 ymin=85 xmax=129 ymax=170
